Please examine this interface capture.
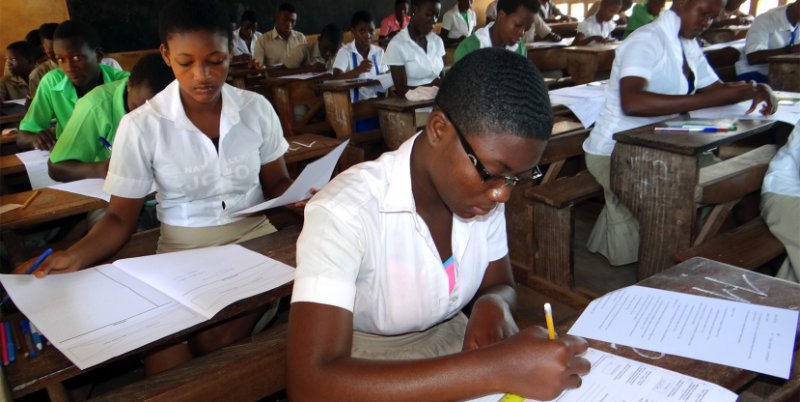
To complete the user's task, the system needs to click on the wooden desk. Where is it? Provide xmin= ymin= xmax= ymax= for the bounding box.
xmin=0 ymin=188 xmax=108 ymax=231
xmin=564 ymin=44 xmax=618 ymax=85
xmin=610 ymin=119 xmax=778 ymax=279
xmin=704 ymin=45 xmax=742 ymax=82
xmin=0 ymin=154 xmax=24 ymax=176
xmin=702 ymin=26 xmax=749 ymax=44
xmin=267 ymin=73 xmax=332 ymax=137
xmin=548 ymin=22 xmax=578 ymax=38
xmin=2 ymin=226 xmax=301 ymax=400
xmin=768 ymin=54 xmax=800 ymax=92
xmin=565 ymin=257 xmax=800 ymax=395
xmin=315 ymin=79 xmax=385 ymax=161
xmin=526 ymin=44 xmax=567 ymax=72
xmin=374 ymin=97 xmax=436 ymax=150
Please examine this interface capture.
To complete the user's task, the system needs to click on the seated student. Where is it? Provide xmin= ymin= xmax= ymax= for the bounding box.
xmin=623 ymin=0 xmax=666 ymax=39
xmin=18 ymin=0 xmax=300 ymax=375
xmin=383 ymin=0 xmax=445 ymax=96
xmin=523 ymin=12 xmax=564 ymax=42
xmin=287 ymin=47 xmax=589 ymax=402
xmin=380 ymin=0 xmax=412 ymax=47
xmin=232 ymin=10 xmax=261 ymax=62
xmin=29 ymin=23 xmax=59 ymax=97
xmin=539 ymin=0 xmax=577 ymax=22
xmin=710 ymin=0 xmax=753 ymax=28
xmin=284 ymin=24 xmax=343 ymax=71
xmin=48 ymin=54 xmax=173 ymax=182
xmin=440 ymin=0 xmax=478 ymax=46
xmin=583 ymin=0 xmax=777 ymax=267
xmin=735 ymin=0 xmax=799 ymax=84
xmin=486 ymin=0 xmax=499 ymax=23
xmin=17 ymin=21 xmax=129 ymax=151
xmin=454 ymin=0 xmax=538 ymax=62
xmin=761 ymin=121 xmax=800 ymax=283
xmin=0 ymin=41 xmax=36 ymax=102
xmin=572 ymin=0 xmax=622 ymax=46
xmin=586 ymin=0 xmax=632 ymax=25
xmin=253 ymin=2 xmax=307 ymax=68
xmin=332 ymin=11 xmax=389 ymax=100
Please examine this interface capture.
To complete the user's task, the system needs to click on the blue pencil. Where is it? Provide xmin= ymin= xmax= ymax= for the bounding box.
xmin=5 ymin=322 xmax=14 ymax=363
xmin=30 ymin=322 xmax=43 ymax=351
xmin=98 ymin=136 xmax=113 ymax=150
xmin=25 ymin=248 xmax=53 ymax=275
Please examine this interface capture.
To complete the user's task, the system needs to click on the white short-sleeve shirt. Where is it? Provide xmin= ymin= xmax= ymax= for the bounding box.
xmin=382 ymin=28 xmax=445 ymax=87
xmin=735 ymin=6 xmax=798 ymax=77
xmin=105 ymin=81 xmax=289 ymax=227
xmin=763 ymin=119 xmax=800 ymax=197
xmin=475 ymin=22 xmax=522 ymax=52
xmin=441 ymin=5 xmax=477 ymax=39
xmin=576 ymin=15 xmax=617 ymax=44
xmin=523 ymin=14 xmax=554 ymax=42
xmin=332 ymin=41 xmax=389 ymax=100
xmin=292 ymin=134 xmax=509 ymax=335
xmin=583 ymin=10 xmax=720 ymax=156
xmin=232 ymin=28 xmax=262 ymax=57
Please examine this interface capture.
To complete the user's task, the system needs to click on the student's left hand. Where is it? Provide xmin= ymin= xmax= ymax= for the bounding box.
xmin=746 ymin=83 xmax=778 ymax=116
xmin=285 ymin=188 xmax=318 ymax=216
xmin=462 ymin=294 xmax=519 ymax=351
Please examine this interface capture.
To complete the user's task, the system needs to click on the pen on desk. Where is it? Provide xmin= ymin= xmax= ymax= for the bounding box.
xmin=5 ymin=322 xmax=14 ymax=363
xmin=1 ymin=323 xmax=8 ymax=365
xmin=21 ymin=320 xmax=36 ymax=357
xmin=98 ymin=136 xmax=112 ymax=150
xmin=18 ymin=322 xmax=29 ymax=357
xmin=25 ymin=248 xmax=53 ymax=275
xmin=544 ymin=302 xmax=556 ymax=340
xmin=10 ymin=320 xmax=21 ymax=352
xmin=30 ymin=322 xmax=43 ymax=351
xmin=655 ymin=127 xmax=730 ymax=133
xmin=21 ymin=190 xmax=40 ymax=209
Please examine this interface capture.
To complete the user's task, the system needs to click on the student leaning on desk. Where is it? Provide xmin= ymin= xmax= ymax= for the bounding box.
xmin=582 ymin=0 xmax=778 ymax=267
xmin=15 ymin=0 xmax=307 ymax=376
xmin=287 ymin=48 xmax=590 ymax=402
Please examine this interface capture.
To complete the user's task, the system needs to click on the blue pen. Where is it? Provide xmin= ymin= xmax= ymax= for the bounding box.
xmin=5 ymin=322 xmax=14 ymax=363
xmin=21 ymin=321 xmax=36 ymax=357
xmin=29 ymin=322 xmax=42 ymax=351
xmin=26 ymin=248 xmax=53 ymax=275
xmin=98 ymin=136 xmax=112 ymax=150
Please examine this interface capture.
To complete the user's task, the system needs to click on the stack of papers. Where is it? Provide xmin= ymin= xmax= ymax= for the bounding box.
xmin=548 ymin=82 xmax=608 ymax=128
xmin=15 ymin=150 xmax=61 ymax=189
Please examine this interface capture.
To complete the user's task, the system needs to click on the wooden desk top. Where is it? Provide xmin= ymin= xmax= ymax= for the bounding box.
xmin=315 ymin=78 xmax=381 ymax=92
xmin=3 ymin=226 xmax=301 ymax=399
xmin=0 ymin=188 xmax=108 ymax=231
xmin=373 ymin=96 xmax=435 ymax=112
xmin=0 ymin=154 xmax=23 ymax=176
xmin=284 ymin=134 xmax=342 ymax=164
xmin=768 ymin=54 xmax=800 ymax=64
xmin=563 ymin=44 xmax=619 ymax=54
xmin=613 ymin=119 xmax=777 ymax=156
xmin=575 ymin=257 xmax=800 ymax=392
xmin=264 ymin=72 xmax=332 ymax=86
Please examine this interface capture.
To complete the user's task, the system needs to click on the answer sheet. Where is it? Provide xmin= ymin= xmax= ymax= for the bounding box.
xmin=568 ymin=285 xmax=798 ymax=379
xmin=49 ymin=178 xmax=110 ymax=202
xmin=467 ymin=348 xmax=737 ymax=402
xmin=235 ymin=139 xmax=349 ymax=215
xmin=15 ymin=149 xmax=60 ymax=189
xmin=690 ymin=92 xmax=800 ymax=125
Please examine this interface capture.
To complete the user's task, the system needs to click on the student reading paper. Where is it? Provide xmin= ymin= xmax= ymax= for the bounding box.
xmin=288 ymin=48 xmax=590 ymax=401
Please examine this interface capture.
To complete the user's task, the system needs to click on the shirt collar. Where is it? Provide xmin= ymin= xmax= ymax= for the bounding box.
xmin=113 ymin=77 xmax=128 ymax=113
xmin=381 ymin=132 xmax=420 ymax=213
xmin=151 ymin=80 xmax=245 ymax=136
xmin=52 ymin=64 xmax=116 ymax=92
xmin=475 ymin=22 xmax=519 ymax=52
xmin=657 ymin=9 xmax=682 ymax=39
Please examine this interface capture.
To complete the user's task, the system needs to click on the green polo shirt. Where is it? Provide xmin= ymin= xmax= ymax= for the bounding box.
xmin=19 ymin=64 xmax=129 ymax=139
xmin=623 ymin=3 xmax=658 ymax=39
xmin=454 ymin=34 xmax=527 ymax=63
xmin=49 ymin=77 xmax=128 ymax=164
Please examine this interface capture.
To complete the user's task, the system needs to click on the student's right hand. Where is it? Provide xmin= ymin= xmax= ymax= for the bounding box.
xmin=746 ymin=83 xmax=778 ymax=116
xmin=14 ymin=250 xmax=83 ymax=278
xmin=356 ymin=59 xmax=374 ymax=74
xmin=496 ymin=326 xmax=590 ymax=400
xmin=28 ymin=130 xmax=56 ymax=151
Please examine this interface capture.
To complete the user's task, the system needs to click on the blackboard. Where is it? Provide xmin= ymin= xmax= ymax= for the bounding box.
xmin=66 ymin=0 xmax=458 ymax=53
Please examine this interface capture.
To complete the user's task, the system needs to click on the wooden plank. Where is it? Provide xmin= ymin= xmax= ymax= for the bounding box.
xmin=525 ymin=172 xmax=601 ymax=209
xmin=0 ymin=154 xmax=24 ymax=176
xmin=768 ymin=54 xmax=800 ymax=92
xmin=526 ymin=45 xmax=567 ymax=71
xmin=564 ymin=44 xmax=618 ymax=85
xmin=0 ymin=188 xmax=108 ymax=231
xmin=696 ymin=144 xmax=776 ymax=204
xmin=532 ymin=202 xmax=574 ymax=287
xmin=674 ymin=218 xmax=785 ymax=269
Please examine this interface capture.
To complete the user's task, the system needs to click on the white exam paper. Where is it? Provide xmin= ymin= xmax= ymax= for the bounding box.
xmin=690 ymin=93 xmax=800 ymax=125
xmin=235 ymin=139 xmax=349 ymax=215
xmin=15 ymin=149 xmax=61 ymax=189
xmin=568 ymin=285 xmax=798 ymax=379
xmin=49 ymin=178 xmax=111 ymax=202
xmin=467 ymin=348 xmax=737 ymax=402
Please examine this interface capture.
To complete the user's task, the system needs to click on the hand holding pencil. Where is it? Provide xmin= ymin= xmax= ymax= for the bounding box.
xmin=13 ymin=248 xmax=82 ymax=277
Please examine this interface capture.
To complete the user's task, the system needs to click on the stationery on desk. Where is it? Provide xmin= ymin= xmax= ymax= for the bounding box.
xmin=548 ymin=82 xmax=608 ymax=128
xmin=14 ymin=149 xmax=61 ymax=189
xmin=655 ymin=119 xmax=738 ymax=132
xmin=0 ymin=244 xmax=295 ymax=369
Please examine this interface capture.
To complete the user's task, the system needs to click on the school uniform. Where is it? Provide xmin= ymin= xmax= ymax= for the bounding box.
xmin=583 ymin=10 xmax=720 ymax=266
xmin=19 ymin=64 xmax=129 ymax=139
xmin=253 ymin=28 xmax=307 ymax=67
xmin=735 ymin=5 xmax=799 ymax=82
xmin=104 ymin=80 xmax=288 ymax=251
xmin=232 ymin=28 xmax=262 ymax=57
xmin=623 ymin=1 xmax=660 ymax=39
xmin=27 ymin=59 xmax=56 ymax=99
xmin=293 ymin=133 xmax=507 ymax=357
xmin=522 ymin=14 xmax=554 ymax=42
xmin=454 ymin=22 xmax=527 ymax=62
xmin=379 ymin=13 xmax=411 ymax=38
xmin=382 ymin=27 xmax=445 ymax=87
xmin=284 ymin=42 xmax=334 ymax=70
xmin=539 ymin=1 xmax=567 ymax=20
xmin=576 ymin=15 xmax=617 ymax=44
xmin=0 ymin=73 xmax=27 ymax=101
xmin=761 ymin=122 xmax=800 ymax=283
xmin=332 ymin=41 xmax=389 ymax=101
xmin=49 ymin=78 xmax=128 ymax=164
xmin=441 ymin=5 xmax=477 ymax=39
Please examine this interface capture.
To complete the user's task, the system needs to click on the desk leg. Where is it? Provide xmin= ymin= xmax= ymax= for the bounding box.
xmin=567 ymin=53 xmax=597 ymax=85
xmin=769 ymin=63 xmax=800 ymax=92
xmin=271 ymin=86 xmax=295 ymax=137
xmin=322 ymin=91 xmax=355 ymax=141
xmin=46 ymin=383 xmax=69 ymax=402
xmin=611 ymin=143 xmax=698 ymax=279
xmin=378 ymin=110 xmax=416 ymax=150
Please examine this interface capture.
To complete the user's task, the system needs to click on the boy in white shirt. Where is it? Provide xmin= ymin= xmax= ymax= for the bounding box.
xmin=735 ymin=0 xmax=799 ymax=83
xmin=253 ymin=2 xmax=307 ymax=68
xmin=231 ymin=10 xmax=261 ymax=61
xmin=440 ymin=0 xmax=478 ymax=45
xmin=572 ymin=0 xmax=622 ymax=46
xmin=332 ymin=11 xmax=389 ymax=101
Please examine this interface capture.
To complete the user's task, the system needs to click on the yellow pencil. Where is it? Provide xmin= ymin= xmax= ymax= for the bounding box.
xmin=21 ymin=190 xmax=40 ymax=209
xmin=544 ymin=302 xmax=556 ymax=340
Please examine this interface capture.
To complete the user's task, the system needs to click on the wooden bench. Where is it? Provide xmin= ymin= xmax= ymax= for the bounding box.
xmin=316 ymin=79 xmax=387 ymax=162
xmin=267 ymin=73 xmax=333 ymax=137
xmin=674 ymin=218 xmax=784 ymax=269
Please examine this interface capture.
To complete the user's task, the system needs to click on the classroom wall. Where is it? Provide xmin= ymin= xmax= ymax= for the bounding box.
xmin=0 ymin=0 xmax=71 ymax=74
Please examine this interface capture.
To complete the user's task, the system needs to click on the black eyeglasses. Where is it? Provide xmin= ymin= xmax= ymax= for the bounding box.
xmin=441 ymin=109 xmax=543 ymax=187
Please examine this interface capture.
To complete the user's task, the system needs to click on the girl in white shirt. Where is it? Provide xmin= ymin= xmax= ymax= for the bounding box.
xmin=383 ymin=0 xmax=446 ymax=95
xmin=332 ymin=10 xmax=390 ymax=101
xmin=572 ymin=0 xmax=621 ymax=46
xmin=440 ymin=0 xmax=478 ymax=45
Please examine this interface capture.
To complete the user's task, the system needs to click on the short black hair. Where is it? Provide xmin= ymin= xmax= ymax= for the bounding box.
xmin=351 ymin=10 xmax=374 ymax=28
xmin=129 ymin=53 xmax=174 ymax=94
xmin=278 ymin=3 xmax=296 ymax=14
xmin=436 ymin=48 xmax=552 ymax=141
xmin=498 ymin=0 xmax=541 ymax=15
xmin=319 ymin=24 xmax=343 ymax=45
xmin=159 ymin=0 xmax=232 ymax=46
xmin=54 ymin=21 xmax=101 ymax=49
xmin=25 ymin=29 xmax=41 ymax=46
xmin=411 ymin=0 xmax=441 ymax=8
xmin=6 ymin=41 xmax=38 ymax=62
xmin=39 ymin=23 xmax=59 ymax=41
xmin=241 ymin=10 xmax=258 ymax=23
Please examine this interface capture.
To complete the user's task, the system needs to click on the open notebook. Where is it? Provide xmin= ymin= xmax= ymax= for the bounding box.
xmin=0 ymin=245 xmax=294 ymax=369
